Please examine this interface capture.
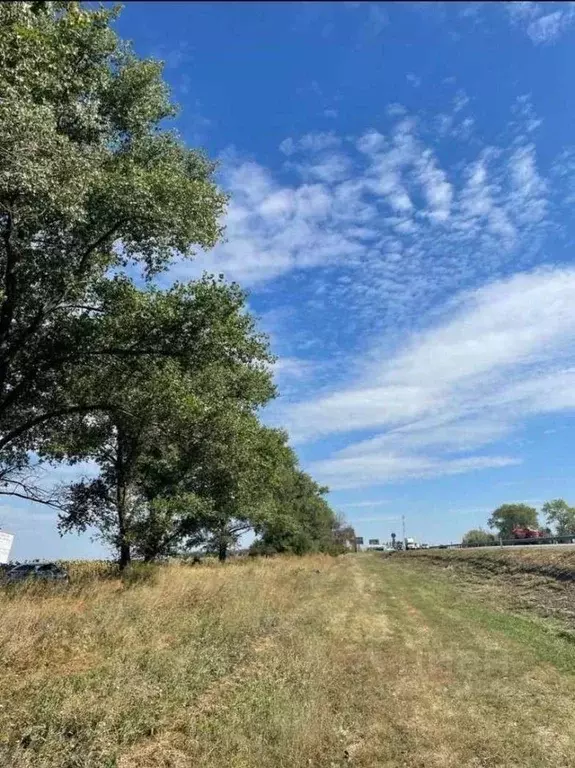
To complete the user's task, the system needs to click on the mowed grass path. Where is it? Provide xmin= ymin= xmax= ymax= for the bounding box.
xmin=2 ymin=554 xmax=575 ymax=767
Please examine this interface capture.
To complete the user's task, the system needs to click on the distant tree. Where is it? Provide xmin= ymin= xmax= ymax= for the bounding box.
xmin=184 ymin=418 xmax=294 ymax=562
xmin=251 ymin=468 xmax=340 ymax=556
xmin=330 ymin=519 xmax=357 ymax=554
xmin=461 ymin=528 xmax=496 ymax=548
xmin=542 ymin=499 xmax=575 ymax=536
xmin=487 ymin=503 xmax=538 ymax=539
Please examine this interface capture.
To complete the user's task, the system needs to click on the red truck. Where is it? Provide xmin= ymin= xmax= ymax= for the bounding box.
xmin=511 ymin=526 xmax=544 ymax=540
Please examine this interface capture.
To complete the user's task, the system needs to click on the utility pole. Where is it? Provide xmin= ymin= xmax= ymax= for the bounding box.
xmin=402 ymin=514 xmax=406 ymax=548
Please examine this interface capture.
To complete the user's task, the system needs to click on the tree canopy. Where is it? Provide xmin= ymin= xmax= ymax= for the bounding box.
xmin=0 ymin=1 xmax=225 ymax=500
xmin=542 ymin=499 xmax=575 ymax=536
xmin=0 ymin=1 xmax=348 ymax=566
xmin=487 ymin=504 xmax=538 ymax=539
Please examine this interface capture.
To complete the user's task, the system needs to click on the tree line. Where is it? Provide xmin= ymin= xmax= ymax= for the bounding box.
xmin=462 ymin=500 xmax=575 ymax=547
xmin=0 ymin=2 xmax=353 ymax=567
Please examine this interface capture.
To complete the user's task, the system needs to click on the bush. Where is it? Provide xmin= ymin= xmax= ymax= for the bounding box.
xmin=462 ymin=529 xmax=497 ymax=548
xmin=120 ymin=562 xmax=160 ymax=587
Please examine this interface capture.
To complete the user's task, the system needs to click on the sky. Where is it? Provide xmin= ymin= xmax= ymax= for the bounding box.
xmin=6 ymin=0 xmax=575 ymax=559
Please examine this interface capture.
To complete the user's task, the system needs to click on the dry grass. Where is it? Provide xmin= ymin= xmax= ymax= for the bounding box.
xmin=402 ymin=545 xmax=575 ymax=578
xmin=2 ymin=554 xmax=575 ymax=767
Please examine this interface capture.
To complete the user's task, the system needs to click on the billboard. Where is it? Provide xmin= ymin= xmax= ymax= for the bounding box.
xmin=368 ymin=538 xmax=380 ymax=545
xmin=0 ymin=531 xmax=14 ymax=564
xmin=355 ymin=537 xmax=364 ymax=545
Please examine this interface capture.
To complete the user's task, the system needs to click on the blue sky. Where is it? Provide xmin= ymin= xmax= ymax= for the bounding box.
xmin=6 ymin=0 xmax=575 ymax=559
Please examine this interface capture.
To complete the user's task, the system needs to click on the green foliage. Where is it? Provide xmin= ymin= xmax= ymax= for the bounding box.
xmin=0 ymin=1 xmax=226 ymax=495
xmin=145 ymin=412 xmax=295 ymax=561
xmin=542 ymin=499 xmax=575 ymax=536
xmin=461 ymin=529 xmax=497 ymax=548
xmin=54 ymin=279 xmax=275 ymax=566
xmin=487 ymin=504 xmax=539 ymax=539
xmin=0 ymin=2 xmax=343 ymax=567
xmin=251 ymin=469 xmax=346 ymax=557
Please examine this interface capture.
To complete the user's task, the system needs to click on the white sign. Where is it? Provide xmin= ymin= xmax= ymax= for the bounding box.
xmin=0 ymin=532 xmax=14 ymax=564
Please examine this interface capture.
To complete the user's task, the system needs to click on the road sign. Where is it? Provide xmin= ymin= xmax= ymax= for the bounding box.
xmin=369 ymin=538 xmax=380 ymax=545
xmin=0 ymin=531 xmax=14 ymax=564
xmin=355 ymin=537 xmax=364 ymax=545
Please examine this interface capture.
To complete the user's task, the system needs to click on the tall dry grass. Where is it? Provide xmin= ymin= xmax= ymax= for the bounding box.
xmin=1 ymin=555 xmax=372 ymax=768
xmin=5 ymin=553 xmax=575 ymax=767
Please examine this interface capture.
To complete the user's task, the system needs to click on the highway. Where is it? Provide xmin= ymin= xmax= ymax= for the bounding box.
xmin=426 ymin=541 xmax=575 ymax=551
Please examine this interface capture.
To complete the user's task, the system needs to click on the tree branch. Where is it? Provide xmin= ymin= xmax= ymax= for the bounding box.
xmin=0 ymin=209 xmax=18 ymax=398
xmin=75 ymin=222 xmax=124 ymax=279
xmin=0 ymin=222 xmax=123 ymax=374
xmin=0 ymin=489 xmax=65 ymax=510
xmin=0 ymin=210 xmax=16 ymax=340
xmin=0 ymin=403 xmax=119 ymax=451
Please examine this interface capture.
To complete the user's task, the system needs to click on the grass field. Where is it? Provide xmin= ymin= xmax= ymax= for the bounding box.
xmin=402 ymin=544 xmax=575 ymax=578
xmin=3 ymin=553 xmax=575 ymax=767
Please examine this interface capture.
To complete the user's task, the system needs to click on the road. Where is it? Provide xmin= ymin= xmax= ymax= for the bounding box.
xmin=444 ymin=541 xmax=575 ymax=551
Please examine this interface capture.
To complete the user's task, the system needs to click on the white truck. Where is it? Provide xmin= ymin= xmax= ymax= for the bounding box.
xmin=405 ymin=537 xmax=419 ymax=551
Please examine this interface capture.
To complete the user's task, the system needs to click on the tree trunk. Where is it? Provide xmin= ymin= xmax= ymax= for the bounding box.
xmin=116 ymin=424 xmax=131 ymax=571
xmin=119 ymin=541 xmax=131 ymax=570
xmin=218 ymin=537 xmax=228 ymax=562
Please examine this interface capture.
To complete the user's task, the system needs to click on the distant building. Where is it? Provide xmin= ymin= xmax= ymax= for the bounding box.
xmin=0 ymin=531 xmax=14 ymax=564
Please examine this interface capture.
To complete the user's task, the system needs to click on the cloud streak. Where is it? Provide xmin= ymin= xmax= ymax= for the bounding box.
xmin=282 ymin=267 xmax=575 ymax=489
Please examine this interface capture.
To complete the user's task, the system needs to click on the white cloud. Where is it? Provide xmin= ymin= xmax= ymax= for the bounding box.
xmin=507 ymin=144 xmax=547 ymax=225
xmin=453 ymin=90 xmax=469 ymax=113
xmin=301 ymin=153 xmax=351 ymax=183
xmin=527 ymin=10 xmax=571 ymax=44
xmin=505 ymin=2 xmax=575 ymax=44
xmin=337 ymin=500 xmax=390 ymax=509
xmin=348 ymin=514 xmax=401 ymax=523
xmin=505 ymin=2 xmax=539 ymax=23
xmin=280 ymin=132 xmax=340 ymax=156
xmin=279 ymin=137 xmax=296 ymax=156
xmin=338 ymin=417 xmax=512 ymax=457
xmin=367 ymin=3 xmax=388 ymax=34
xmin=416 ymin=149 xmax=453 ymax=222
xmin=272 ymin=356 xmax=309 ymax=377
xmin=170 ymin=100 xmax=552 ymax=308
xmin=280 ymin=267 xmax=575 ymax=488
xmin=312 ymin=453 xmax=519 ymax=491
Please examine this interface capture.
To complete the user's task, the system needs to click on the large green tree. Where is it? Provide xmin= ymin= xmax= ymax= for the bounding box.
xmin=53 ymin=278 xmax=275 ymax=567
xmin=0 ymin=2 xmax=226 ymax=500
xmin=487 ymin=503 xmax=538 ymax=539
xmin=542 ymin=499 xmax=575 ymax=536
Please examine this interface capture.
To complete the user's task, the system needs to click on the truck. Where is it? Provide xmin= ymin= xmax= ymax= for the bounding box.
xmin=511 ymin=526 xmax=544 ymax=542
xmin=405 ymin=537 xmax=419 ymax=550
xmin=511 ymin=525 xmax=545 ymax=544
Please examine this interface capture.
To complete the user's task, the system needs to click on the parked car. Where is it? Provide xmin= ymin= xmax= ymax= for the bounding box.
xmin=5 ymin=562 xmax=69 ymax=584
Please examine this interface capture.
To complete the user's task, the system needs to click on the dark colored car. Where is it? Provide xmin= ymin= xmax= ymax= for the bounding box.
xmin=5 ymin=562 xmax=69 ymax=584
